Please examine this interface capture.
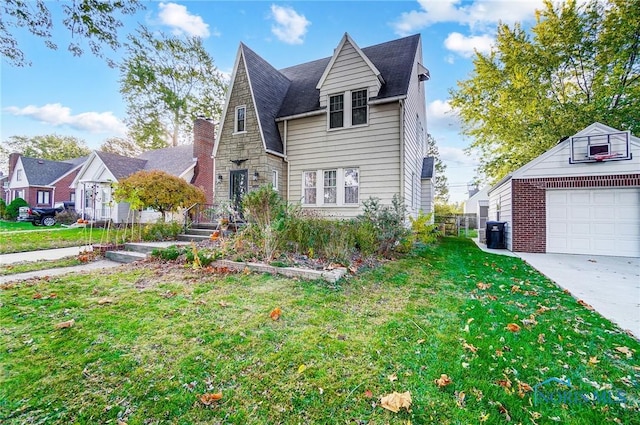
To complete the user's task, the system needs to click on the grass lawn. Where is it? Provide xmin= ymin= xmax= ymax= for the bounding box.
xmin=1 ymin=238 xmax=638 ymax=424
xmin=0 ymin=225 xmax=111 ymax=254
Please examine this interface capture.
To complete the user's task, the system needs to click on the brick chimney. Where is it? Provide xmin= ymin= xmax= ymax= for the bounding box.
xmin=192 ymin=117 xmax=216 ymax=204
xmin=8 ymin=152 xmax=20 ymax=180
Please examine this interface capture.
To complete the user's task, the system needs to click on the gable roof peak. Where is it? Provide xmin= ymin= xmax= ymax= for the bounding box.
xmin=316 ymin=33 xmax=384 ymax=90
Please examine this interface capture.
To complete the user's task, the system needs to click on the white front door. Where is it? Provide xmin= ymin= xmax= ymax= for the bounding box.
xmin=546 ymin=188 xmax=640 ymax=257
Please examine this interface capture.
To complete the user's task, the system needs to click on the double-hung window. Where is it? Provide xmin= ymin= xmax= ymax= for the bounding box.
xmin=303 ymin=171 xmax=317 ymax=204
xmin=235 ymin=106 xmax=246 ymax=133
xmin=351 ymin=89 xmax=368 ymax=126
xmin=344 ymin=168 xmax=359 ymax=204
xmin=329 ymin=95 xmax=344 ymax=129
xmin=323 ymin=170 xmax=337 ymax=204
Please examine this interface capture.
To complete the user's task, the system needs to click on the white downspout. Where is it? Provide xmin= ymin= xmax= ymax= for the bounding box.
xmin=399 ymin=99 xmax=405 ymax=203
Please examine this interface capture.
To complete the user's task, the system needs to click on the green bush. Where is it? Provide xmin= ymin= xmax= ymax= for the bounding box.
xmin=5 ymin=198 xmax=28 ymax=221
xmin=242 ymin=185 xmax=285 ymax=261
xmin=141 ymin=221 xmax=182 ymax=241
xmin=151 ymin=245 xmax=184 ymax=261
xmin=359 ymin=195 xmax=410 ymax=257
xmin=410 ymin=211 xmax=439 ymax=245
xmin=185 ymin=246 xmax=223 ymax=267
xmin=55 ymin=209 xmax=81 ymax=225
xmin=0 ymin=199 xmax=6 ymax=220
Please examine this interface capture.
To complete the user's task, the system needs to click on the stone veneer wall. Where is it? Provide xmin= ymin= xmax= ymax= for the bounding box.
xmin=214 ymin=56 xmax=285 ymax=204
xmin=511 ymin=174 xmax=640 ymax=253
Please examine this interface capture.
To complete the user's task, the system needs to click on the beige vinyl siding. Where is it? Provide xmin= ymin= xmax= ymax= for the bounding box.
xmin=400 ymin=37 xmax=427 ymax=219
xmin=286 ymin=102 xmax=401 ymax=218
xmin=488 ymin=180 xmax=513 ymax=251
xmin=514 ymin=141 xmax=640 ymax=179
xmin=319 ymin=41 xmax=381 ymax=109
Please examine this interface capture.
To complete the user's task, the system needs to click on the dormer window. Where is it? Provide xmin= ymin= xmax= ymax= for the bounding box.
xmin=328 ymin=89 xmax=368 ymax=130
xmin=352 ymin=89 xmax=368 ymax=125
xmin=329 ymin=95 xmax=344 ymax=129
xmin=234 ymin=105 xmax=246 ymax=133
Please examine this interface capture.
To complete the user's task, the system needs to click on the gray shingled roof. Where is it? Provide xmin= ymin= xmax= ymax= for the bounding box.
xmin=421 ymin=157 xmax=435 ymax=179
xmin=241 ymin=44 xmax=291 ymax=154
xmin=139 ymin=144 xmax=195 ymax=176
xmin=21 ymin=157 xmax=76 ymax=186
xmin=96 ymin=151 xmax=147 ymax=180
xmin=241 ymin=34 xmax=421 ymax=155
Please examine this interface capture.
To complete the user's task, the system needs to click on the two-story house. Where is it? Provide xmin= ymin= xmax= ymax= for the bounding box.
xmin=214 ymin=33 xmax=434 ymax=218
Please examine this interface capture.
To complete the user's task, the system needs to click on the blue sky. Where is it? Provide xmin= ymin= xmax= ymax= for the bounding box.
xmin=0 ymin=0 xmax=548 ymax=202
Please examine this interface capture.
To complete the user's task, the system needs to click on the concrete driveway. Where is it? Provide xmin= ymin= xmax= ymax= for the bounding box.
xmin=515 ymin=252 xmax=640 ymax=339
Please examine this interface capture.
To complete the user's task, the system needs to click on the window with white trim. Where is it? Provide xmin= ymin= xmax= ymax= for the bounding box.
xmin=351 ymin=89 xmax=368 ymax=125
xmin=272 ymin=170 xmax=278 ymax=191
xmin=329 ymin=95 xmax=344 ymax=129
xmin=344 ymin=168 xmax=359 ymax=204
xmin=323 ymin=170 xmax=337 ymax=204
xmin=302 ymin=167 xmax=360 ymax=207
xmin=16 ymin=169 xmax=22 ymax=181
xmin=37 ymin=190 xmax=50 ymax=205
xmin=328 ymin=89 xmax=368 ymax=129
xmin=303 ymin=171 xmax=317 ymax=204
xmin=234 ymin=105 xmax=246 ymax=133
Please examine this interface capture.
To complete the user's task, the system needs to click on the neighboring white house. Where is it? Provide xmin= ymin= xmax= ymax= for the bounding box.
xmin=464 ymin=186 xmax=489 ymax=240
xmin=488 ymin=122 xmax=640 ymax=257
xmin=70 ymin=123 xmax=216 ymax=223
xmin=213 ymin=33 xmax=434 ymax=218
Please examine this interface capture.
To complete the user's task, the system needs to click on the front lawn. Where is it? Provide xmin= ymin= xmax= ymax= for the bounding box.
xmin=0 ymin=226 xmax=108 ymax=254
xmin=1 ymin=238 xmax=638 ymax=424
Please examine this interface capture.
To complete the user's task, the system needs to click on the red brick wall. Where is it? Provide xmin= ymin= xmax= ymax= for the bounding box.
xmin=512 ymin=174 xmax=640 ymax=253
xmin=192 ymin=118 xmax=216 ymax=204
xmin=53 ymin=170 xmax=79 ymax=204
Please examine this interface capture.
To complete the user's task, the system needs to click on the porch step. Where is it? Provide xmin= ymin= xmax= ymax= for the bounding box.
xmin=177 ymin=234 xmax=213 ymax=242
xmin=105 ymin=241 xmax=190 ymax=263
xmin=105 ymin=250 xmax=147 ymax=263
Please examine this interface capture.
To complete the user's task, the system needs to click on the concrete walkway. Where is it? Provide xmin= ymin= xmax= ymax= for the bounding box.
xmin=473 ymin=238 xmax=640 ymax=339
xmin=0 ymin=246 xmax=122 ymax=284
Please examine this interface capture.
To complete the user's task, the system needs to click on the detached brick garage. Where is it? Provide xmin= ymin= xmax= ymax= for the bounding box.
xmin=488 ymin=122 xmax=640 ymax=258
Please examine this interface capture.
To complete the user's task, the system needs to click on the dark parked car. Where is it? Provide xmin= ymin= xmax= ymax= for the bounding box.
xmin=18 ymin=201 xmax=75 ymax=226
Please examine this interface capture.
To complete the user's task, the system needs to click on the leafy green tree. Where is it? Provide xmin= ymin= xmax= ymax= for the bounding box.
xmin=1 ymin=135 xmax=91 ymax=169
xmin=113 ymin=170 xmax=206 ymax=220
xmin=1 ymin=0 xmax=144 ymax=67
xmin=119 ymin=27 xmax=226 ymax=149
xmin=425 ymin=133 xmax=449 ymax=204
xmin=450 ymin=0 xmax=639 ymax=181
xmin=99 ymin=137 xmax=142 ymax=157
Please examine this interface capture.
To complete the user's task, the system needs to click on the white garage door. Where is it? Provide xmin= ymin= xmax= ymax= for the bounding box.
xmin=546 ymin=188 xmax=640 ymax=257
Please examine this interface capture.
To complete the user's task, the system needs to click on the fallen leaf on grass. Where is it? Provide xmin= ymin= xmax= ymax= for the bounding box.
xmin=297 ymin=364 xmax=307 ymax=374
xmin=55 ymin=319 xmax=75 ymax=329
xmin=48 ymin=293 xmax=57 ymax=299
xmin=33 ymin=293 xmax=42 ymax=299
xmin=510 ymin=285 xmax=521 ymax=293
xmin=199 ymin=392 xmax=223 ymax=405
xmin=537 ymin=334 xmax=546 ymax=344
xmin=506 ymin=323 xmax=521 ymax=332
xmin=463 ymin=341 xmax=479 ymax=353
xmin=496 ymin=377 xmax=512 ymax=390
xmin=97 ymin=297 xmax=113 ymax=305
xmin=521 ymin=314 xmax=538 ymax=327
xmin=380 ymin=391 xmax=412 ymax=413
xmin=270 ymin=307 xmax=282 ymax=321
xmin=479 ymin=412 xmax=490 ymax=422
xmin=118 ymin=421 xmax=128 ymax=425
xmin=477 ymin=282 xmax=491 ymax=290
xmin=218 ymin=301 xmax=230 ymax=308
xmin=497 ymin=402 xmax=511 ymax=421
xmin=388 ymin=373 xmax=398 ymax=382
xmin=455 ymin=391 xmax=466 ymax=408
xmin=577 ymin=299 xmax=594 ymax=310
xmin=588 ymin=356 xmax=600 ymax=365
xmin=434 ymin=374 xmax=452 ymax=387
xmin=517 ymin=381 xmax=533 ymax=398
xmin=615 ymin=346 xmax=633 ymax=358
xmin=364 ymin=389 xmax=373 ymax=398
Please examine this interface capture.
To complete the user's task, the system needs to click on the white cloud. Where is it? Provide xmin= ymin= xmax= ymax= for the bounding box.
xmin=5 ymin=103 xmax=127 ymax=135
xmin=427 ymin=99 xmax=460 ymax=133
xmin=158 ymin=2 xmax=211 ymax=38
xmin=444 ymin=32 xmax=494 ymax=57
xmin=270 ymin=5 xmax=310 ymax=45
xmin=392 ymin=0 xmax=545 ymax=35
xmin=440 ymin=146 xmax=477 ymax=167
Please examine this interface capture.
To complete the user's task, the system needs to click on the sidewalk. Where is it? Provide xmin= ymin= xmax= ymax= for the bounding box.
xmin=0 ymin=246 xmax=122 ymax=284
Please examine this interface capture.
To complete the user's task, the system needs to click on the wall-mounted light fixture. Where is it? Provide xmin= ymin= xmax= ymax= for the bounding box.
xmin=252 ymin=171 xmax=259 ymax=182
xmin=217 ymin=174 xmax=223 ymax=184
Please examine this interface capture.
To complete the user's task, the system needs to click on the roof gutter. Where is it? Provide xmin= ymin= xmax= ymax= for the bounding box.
xmin=368 ymin=95 xmax=407 ymax=105
xmin=487 ymin=173 xmax=513 ymax=195
xmin=275 ymin=108 xmax=326 ymax=122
